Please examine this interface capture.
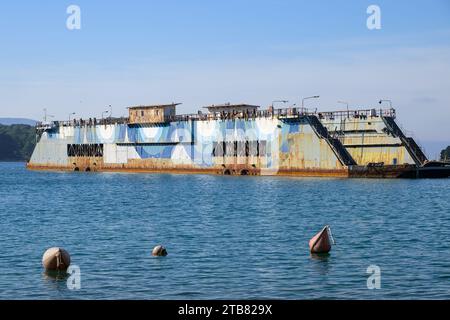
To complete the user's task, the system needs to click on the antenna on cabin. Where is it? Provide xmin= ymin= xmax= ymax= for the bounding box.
xmin=43 ymin=108 xmax=54 ymax=122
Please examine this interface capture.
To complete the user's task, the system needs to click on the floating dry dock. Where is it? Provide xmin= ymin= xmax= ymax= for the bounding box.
xmin=27 ymin=103 xmax=450 ymax=178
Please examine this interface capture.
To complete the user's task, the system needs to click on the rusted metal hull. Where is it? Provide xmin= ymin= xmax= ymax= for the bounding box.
xmin=27 ymin=110 xmax=448 ymax=179
xmin=26 ymin=162 xmax=348 ymax=177
xmin=26 ymin=162 xmax=450 ymax=179
xmin=349 ymin=164 xmax=417 ymax=178
xmin=349 ymin=164 xmax=450 ymax=179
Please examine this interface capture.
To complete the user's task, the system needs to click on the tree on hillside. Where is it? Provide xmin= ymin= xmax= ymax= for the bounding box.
xmin=0 ymin=133 xmax=21 ymax=161
xmin=0 ymin=125 xmax=36 ymax=161
xmin=441 ymin=146 xmax=450 ymax=162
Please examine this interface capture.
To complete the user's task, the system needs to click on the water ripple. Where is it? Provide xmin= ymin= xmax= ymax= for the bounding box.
xmin=0 ymin=163 xmax=449 ymax=299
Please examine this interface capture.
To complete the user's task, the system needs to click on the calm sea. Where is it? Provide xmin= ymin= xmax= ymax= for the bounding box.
xmin=0 ymin=162 xmax=449 ymax=300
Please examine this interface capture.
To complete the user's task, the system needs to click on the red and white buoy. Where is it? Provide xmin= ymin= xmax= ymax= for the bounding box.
xmin=309 ymin=225 xmax=335 ymax=254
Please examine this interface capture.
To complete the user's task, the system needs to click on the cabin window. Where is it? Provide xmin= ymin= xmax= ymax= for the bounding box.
xmin=225 ymin=141 xmax=235 ymax=157
xmin=258 ymin=141 xmax=267 ymax=156
xmin=249 ymin=141 xmax=258 ymax=156
xmin=67 ymin=144 xmax=104 ymax=157
xmin=393 ymin=158 xmax=398 ymax=165
xmin=212 ymin=142 xmax=225 ymax=157
xmin=237 ymin=141 xmax=246 ymax=157
xmin=212 ymin=140 xmax=265 ymax=157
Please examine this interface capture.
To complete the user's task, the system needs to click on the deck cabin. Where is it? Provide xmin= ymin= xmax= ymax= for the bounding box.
xmin=128 ymin=103 xmax=180 ymax=124
xmin=204 ymin=103 xmax=260 ymax=116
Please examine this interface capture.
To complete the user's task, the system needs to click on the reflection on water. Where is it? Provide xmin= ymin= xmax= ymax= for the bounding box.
xmin=310 ymin=253 xmax=331 ymax=275
xmin=42 ymin=270 xmax=69 ymax=291
xmin=0 ymin=163 xmax=449 ymax=299
xmin=310 ymin=253 xmax=330 ymax=261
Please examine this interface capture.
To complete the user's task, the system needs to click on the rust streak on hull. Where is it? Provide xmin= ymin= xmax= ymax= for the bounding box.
xmin=27 ymin=162 xmax=350 ymax=177
xmin=27 ymin=163 xmax=450 ymax=179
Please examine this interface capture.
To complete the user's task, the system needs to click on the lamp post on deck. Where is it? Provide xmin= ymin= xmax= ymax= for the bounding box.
xmin=302 ymin=96 xmax=320 ymax=113
xmin=43 ymin=108 xmax=54 ymax=122
xmin=272 ymin=100 xmax=288 ymax=108
xmin=379 ymin=99 xmax=392 ymax=108
xmin=69 ymin=112 xmax=76 ymax=122
xmin=338 ymin=101 xmax=349 ymax=118
xmin=379 ymin=99 xmax=393 ymax=117
xmin=271 ymin=100 xmax=288 ymax=116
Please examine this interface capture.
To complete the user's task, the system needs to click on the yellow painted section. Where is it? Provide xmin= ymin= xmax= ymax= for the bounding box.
xmin=279 ymin=131 xmax=343 ymax=170
xmin=348 ymin=146 xmax=413 ymax=165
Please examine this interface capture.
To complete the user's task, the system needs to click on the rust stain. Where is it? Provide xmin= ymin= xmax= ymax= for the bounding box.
xmin=27 ymin=162 xmax=350 ymax=177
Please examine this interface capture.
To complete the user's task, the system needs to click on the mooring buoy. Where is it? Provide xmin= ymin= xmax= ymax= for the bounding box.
xmin=152 ymin=245 xmax=168 ymax=257
xmin=42 ymin=247 xmax=71 ymax=271
xmin=309 ymin=226 xmax=335 ymax=254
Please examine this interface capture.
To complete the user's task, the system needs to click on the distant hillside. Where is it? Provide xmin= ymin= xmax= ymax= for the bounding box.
xmin=0 ymin=118 xmax=37 ymax=126
xmin=0 ymin=124 xmax=36 ymax=161
xmin=441 ymin=146 xmax=450 ymax=162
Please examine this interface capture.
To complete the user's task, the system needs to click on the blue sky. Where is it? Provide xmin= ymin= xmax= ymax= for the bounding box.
xmin=0 ymin=0 xmax=449 ymax=156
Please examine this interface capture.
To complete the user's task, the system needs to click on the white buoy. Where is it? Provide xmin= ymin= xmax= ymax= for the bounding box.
xmin=42 ymin=247 xmax=71 ymax=271
xmin=152 ymin=245 xmax=168 ymax=257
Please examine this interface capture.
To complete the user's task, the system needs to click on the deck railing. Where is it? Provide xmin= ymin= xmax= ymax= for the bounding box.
xmin=36 ymin=107 xmax=396 ymax=130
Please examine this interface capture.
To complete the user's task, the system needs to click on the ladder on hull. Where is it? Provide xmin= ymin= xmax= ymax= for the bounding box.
xmin=304 ymin=115 xmax=357 ymax=167
xmin=382 ymin=116 xmax=428 ymax=166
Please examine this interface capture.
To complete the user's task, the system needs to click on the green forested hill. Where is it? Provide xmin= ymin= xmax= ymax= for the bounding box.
xmin=0 ymin=124 xmax=36 ymax=161
xmin=441 ymin=146 xmax=450 ymax=162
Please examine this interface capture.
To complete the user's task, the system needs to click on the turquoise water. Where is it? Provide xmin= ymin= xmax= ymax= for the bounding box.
xmin=0 ymin=162 xmax=449 ymax=300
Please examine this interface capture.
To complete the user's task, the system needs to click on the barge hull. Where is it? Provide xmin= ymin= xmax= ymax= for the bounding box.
xmin=26 ymin=163 xmax=348 ymax=177
xmin=27 ymin=106 xmax=449 ymax=179
xmin=26 ymin=163 xmax=450 ymax=179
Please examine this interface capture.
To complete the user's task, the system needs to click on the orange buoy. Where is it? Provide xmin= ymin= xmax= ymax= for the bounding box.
xmin=152 ymin=245 xmax=168 ymax=257
xmin=309 ymin=226 xmax=335 ymax=254
xmin=42 ymin=247 xmax=71 ymax=271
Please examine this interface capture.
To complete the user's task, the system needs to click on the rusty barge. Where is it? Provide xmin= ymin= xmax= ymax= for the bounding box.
xmin=27 ymin=103 xmax=450 ymax=178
